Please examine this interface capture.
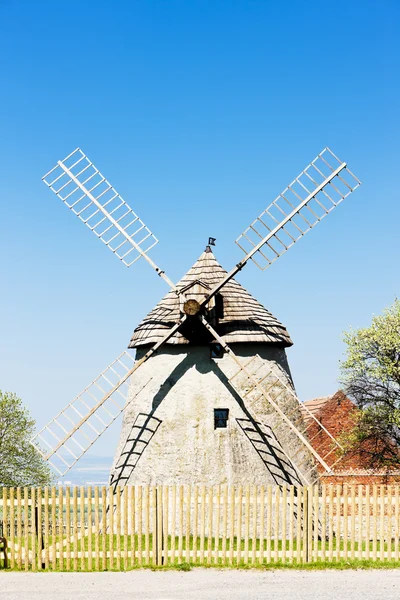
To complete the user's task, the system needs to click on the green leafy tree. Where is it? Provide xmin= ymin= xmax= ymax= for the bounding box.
xmin=0 ymin=390 xmax=53 ymax=486
xmin=339 ymin=299 xmax=400 ymax=469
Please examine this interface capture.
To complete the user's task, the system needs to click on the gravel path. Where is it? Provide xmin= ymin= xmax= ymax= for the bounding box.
xmin=1 ymin=569 xmax=399 ymax=600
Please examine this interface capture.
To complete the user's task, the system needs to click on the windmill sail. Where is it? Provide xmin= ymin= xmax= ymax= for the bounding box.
xmin=42 ymin=148 xmax=176 ymax=290
xmin=31 ymin=319 xmax=187 ymax=475
xmin=227 ymin=355 xmax=343 ymax=484
xmin=201 ymin=317 xmax=343 ymax=485
xmin=35 ymin=145 xmax=361 ymax=483
xmin=235 ymin=147 xmax=361 ymax=270
xmin=31 ymin=352 xmax=142 ymax=475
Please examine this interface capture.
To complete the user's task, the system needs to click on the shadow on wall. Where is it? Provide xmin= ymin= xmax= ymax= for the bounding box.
xmin=110 ymin=412 xmax=162 ymax=490
xmin=110 ymin=348 xmax=302 ymax=489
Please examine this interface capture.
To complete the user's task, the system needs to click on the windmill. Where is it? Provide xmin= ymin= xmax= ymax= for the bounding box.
xmin=31 ymin=147 xmax=361 ymax=487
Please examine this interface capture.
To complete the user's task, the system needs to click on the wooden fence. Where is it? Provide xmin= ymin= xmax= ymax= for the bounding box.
xmin=1 ymin=484 xmax=400 ymax=570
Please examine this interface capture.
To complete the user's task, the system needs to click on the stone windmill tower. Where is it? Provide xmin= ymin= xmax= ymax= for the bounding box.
xmin=32 ymin=147 xmax=361 ymax=487
xmin=110 ymin=245 xmax=306 ymax=488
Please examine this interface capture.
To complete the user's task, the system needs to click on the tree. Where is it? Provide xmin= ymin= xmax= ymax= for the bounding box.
xmin=339 ymin=299 xmax=400 ymax=469
xmin=0 ymin=390 xmax=53 ymax=487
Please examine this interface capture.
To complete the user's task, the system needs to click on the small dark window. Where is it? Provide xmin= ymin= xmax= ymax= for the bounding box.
xmin=214 ymin=408 xmax=229 ymax=429
xmin=210 ymin=343 xmax=224 ymax=359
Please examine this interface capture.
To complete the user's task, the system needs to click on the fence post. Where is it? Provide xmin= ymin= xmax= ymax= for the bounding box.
xmin=155 ymin=486 xmax=164 ymax=566
xmin=34 ymin=489 xmax=45 ymax=570
xmin=308 ymin=486 xmax=313 ymax=563
xmin=1 ymin=487 xmax=8 ymax=569
xmin=302 ymin=485 xmax=312 ymax=564
xmin=301 ymin=486 xmax=307 ymax=563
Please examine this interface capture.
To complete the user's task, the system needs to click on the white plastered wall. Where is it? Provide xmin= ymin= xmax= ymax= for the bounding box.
xmin=110 ymin=344 xmax=313 ymax=488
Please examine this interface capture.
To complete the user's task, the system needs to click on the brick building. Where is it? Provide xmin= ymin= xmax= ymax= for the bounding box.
xmin=302 ymin=391 xmax=400 ymax=486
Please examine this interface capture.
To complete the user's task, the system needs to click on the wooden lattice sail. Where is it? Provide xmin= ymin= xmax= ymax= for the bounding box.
xmin=31 ymin=147 xmax=361 ymax=484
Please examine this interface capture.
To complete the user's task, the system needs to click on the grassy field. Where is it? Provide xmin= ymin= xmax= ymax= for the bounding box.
xmin=2 ymin=533 xmax=400 ymax=572
xmin=11 ymin=532 xmax=400 ymax=552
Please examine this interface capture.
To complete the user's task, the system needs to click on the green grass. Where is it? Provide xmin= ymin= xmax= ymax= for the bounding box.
xmin=4 ymin=558 xmax=400 ymax=573
xmin=3 ymin=533 xmax=400 ymax=572
xmin=13 ymin=532 xmax=400 ymax=553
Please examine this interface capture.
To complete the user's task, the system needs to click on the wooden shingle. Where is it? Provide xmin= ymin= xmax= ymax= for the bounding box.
xmin=129 ymin=248 xmax=293 ymax=348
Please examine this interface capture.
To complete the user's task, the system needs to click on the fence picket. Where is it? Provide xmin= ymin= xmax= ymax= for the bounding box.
xmin=387 ymin=485 xmax=392 ymax=562
xmin=165 ymin=486 xmax=170 ymax=565
xmin=9 ymin=487 xmax=15 ymax=569
xmin=31 ymin=487 xmax=36 ymax=572
xmin=17 ymin=487 xmax=22 ymax=570
xmin=229 ymin=486 xmax=235 ymax=565
xmin=129 ymin=486 xmax=135 ymax=569
xmin=65 ymin=487 xmax=71 ymax=571
xmin=365 ymin=485 xmax=370 ymax=561
xmin=171 ymin=485 xmax=177 ymax=565
xmin=289 ymin=486 xmax=294 ymax=564
xmin=244 ymin=485 xmax=250 ymax=564
xmin=222 ymin=485 xmax=227 ymax=565
xmin=357 ymin=485 xmax=362 ymax=561
xmin=274 ymin=486 xmax=279 ymax=563
xmin=157 ymin=486 xmax=163 ymax=566
xmin=259 ymin=485 xmax=265 ymax=565
xmin=207 ymin=487 xmax=213 ymax=564
xmin=80 ymin=486 xmax=85 ymax=570
xmin=311 ymin=485 xmax=316 ymax=563
xmin=101 ymin=487 xmax=107 ymax=570
xmin=296 ymin=487 xmax=301 ymax=564
xmin=267 ymin=485 xmax=272 ymax=563
xmin=58 ymin=487 xmax=64 ymax=571
xmin=306 ymin=485 xmax=311 ymax=563
xmin=199 ymin=485 xmax=205 ymax=564
xmin=137 ymin=486 xmax=142 ymax=567
xmin=237 ymin=486 xmax=243 ymax=565
xmin=350 ymin=485 xmax=356 ymax=561
xmin=2 ymin=489 xmax=7 ymax=567
xmin=372 ymin=485 xmax=378 ymax=561
xmin=94 ymin=487 xmax=99 ymax=572
xmin=380 ymin=485 xmax=385 ymax=562
xmin=215 ymin=485 xmax=221 ymax=565
xmin=152 ymin=486 xmax=157 ymax=566
xmin=335 ymin=484 xmax=340 ymax=563
xmin=252 ymin=485 xmax=257 ymax=565
xmin=51 ymin=487 xmax=57 ymax=570
xmin=23 ymin=487 xmax=29 ymax=571
xmin=343 ymin=484 xmax=348 ymax=561
xmin=87 ymin=488 xmax=92 ymax=569
xmin=73 ymin=487 xmax=78 ymax=570
xmin=2 ymin=483 xmax=400 ymax=572
xmin=395 ymin=486 xmax=399 ymax=562
xmin=44 ymin=487 xmax=49 ymax=570
xmin=321 ymin=485 xmax=326 ymax=562
xmin=186 ymin=486 xmax=191 ymax=564
xmin=123 ymin=487 xmax=128 ymax=569
xmin=179 ymin=485 xmax=184 ymax=563
xmin=282 ymin=486 xmax=287 ymax=564
xmin=328 ymin=485 xmax=333 ymax=563
xmin=144 ymin=485 xmax=150 ymax=565
xmin=116 ymin=485 xmax=121 ymax=570
xmin=301 ymin=487 xmax=306 ymax=563
xmin=108 ymin=487 xmax=114 ymax=569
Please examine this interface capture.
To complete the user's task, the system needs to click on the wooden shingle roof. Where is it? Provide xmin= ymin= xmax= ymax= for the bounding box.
xmin=129 ymin=248 xmax=293 ymax=348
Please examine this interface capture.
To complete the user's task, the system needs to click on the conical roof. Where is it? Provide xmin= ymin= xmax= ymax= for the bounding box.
xmin=129 ymin=248 xmax=293 ymax=348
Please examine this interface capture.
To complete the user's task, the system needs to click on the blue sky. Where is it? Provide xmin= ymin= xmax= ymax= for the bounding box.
xmin=0 ymin=0 xmax=399 ymax=462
